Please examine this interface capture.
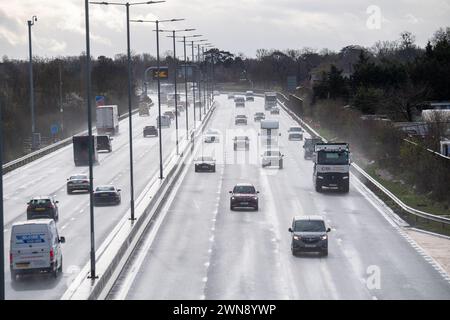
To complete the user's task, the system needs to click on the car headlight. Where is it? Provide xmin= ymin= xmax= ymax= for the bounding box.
xmin=253 ymin=197 xmax=258 ymax=200
xmin=293 ymin=235 xmax=300 ymax=240
xmin=342 ymin=176 xmax=349 ymax=179
xmin=231 ymin=197 xmax=235 ymax=200
xmin=321 ymin=235 xmax=328 ymax=240
xmin=317 ymin=176 xmax=324 ymax=179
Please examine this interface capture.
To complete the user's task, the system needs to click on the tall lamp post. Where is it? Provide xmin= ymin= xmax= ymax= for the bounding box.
xmin=159 ymin=28 xmax=195 ymax=155
xmin=91 ymin=1 xmax=165 ymax=221
xmin=175 ymin=34 xmax=202 ymax=139
xmin=0 ymin=97 xmax=4 ymax=299
xmin=27 ymin=15 xmax=37 ymax=148
xmin=131 ymin=18 xmax=184 ymax=180
xmin=186 ymin=39 xmax=207 ymax=125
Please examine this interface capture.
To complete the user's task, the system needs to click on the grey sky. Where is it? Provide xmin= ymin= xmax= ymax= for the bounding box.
xmin=0 ymin=0 xmax=449 ymax=59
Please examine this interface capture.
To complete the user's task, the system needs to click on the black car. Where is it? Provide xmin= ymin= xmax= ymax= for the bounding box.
xmin=194 ymin=156 xmax=216 ymax=172
xmin=254 ymin=112 xmax=265 ymax=121
xmin=27 ymin=196 xmax=59 ymax=221
xmin=143 ymin=125 xmax=158 ymax=137
xmin=288 ymin=215 xmax=330 ymax=256
xmin=235 ymin=115 xmax=248 ymax=125
xmin=93 ymin=185 xmax=121 ymax=206
xmin=67 ymin=173 xmax=90 ymax=194
xmin=270 ymin=107 xmax=280 ymax=115
xmin=96 ymin=135 xmax=112 ymax=152
xmin=229 ymin=183 xmax=259 ymax=211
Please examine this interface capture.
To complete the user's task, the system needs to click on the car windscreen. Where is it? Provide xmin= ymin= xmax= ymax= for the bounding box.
xmin=233 ymin=185 xmax=256 ymax=194
xmin=96 ymin=186 xmax=115 ymax=192
xmin=317 ymin=151 xmax=349 ymax=165
xmin=196 ymin=156 xmax=213 ymax=161
xmin=70 ymin=175 xmax=88 ymax=180
xmin=264 ymin=151 xmax=280 ymax=156
xmin=30 ymin=199 xmax=51 ymax=205
xmin=294 ymin=220 xmax=326 ymax=232
xmin=236 ymin=136 xmax=248 ymax=140
xmin=265 ymin=96 xmax=277 ymax=101
xmin=290 ymin=127 xmax=302 ymax=132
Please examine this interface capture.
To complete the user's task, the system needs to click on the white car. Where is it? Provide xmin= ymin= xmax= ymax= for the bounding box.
xmin=261 ymin=149 xmax=284 ymax=169
xmin=10 ymin=219 xmax=65 ymax=281
xmin=203 ymin=128 xmax=221 ymax=143
xmin=288 ymin=126 xmax=304 ymax=140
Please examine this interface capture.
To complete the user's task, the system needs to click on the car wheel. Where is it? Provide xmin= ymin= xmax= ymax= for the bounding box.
xmin=322 ymin=249 xmax=328 ymax=257
xmin=58 ymin=257 xmax=63 ymax=272
xmin=315 ymin=183 xmax=322 ymax=192
xmin=53 ymin=266 xmax=58 ymax=279
xmin=255 ymin=204 xmax=259 ymax=211
xmin=342 ymin=182 xmax=350 ymax=193
xmin=67 ymin=189 xmax=72 ymax=195
xmin=230 ymin=203 xmax=234 ymax=211
xmin=212 ymin=167 xmax=216 ymax=172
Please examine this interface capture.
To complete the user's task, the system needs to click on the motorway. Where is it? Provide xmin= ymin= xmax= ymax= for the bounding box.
xmin=108 ymin=94 xmax=450 ymax=300
xmin=3 ymin=95 xmax=203 ymax=299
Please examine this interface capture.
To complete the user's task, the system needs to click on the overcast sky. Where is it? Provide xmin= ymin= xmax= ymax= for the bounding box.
xmin=1 ymin=0 xmax=449 ymax=60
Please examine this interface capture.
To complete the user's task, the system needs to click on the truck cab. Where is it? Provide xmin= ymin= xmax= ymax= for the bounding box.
xmin=72 ymin=135 xmax=98 ymax=166
xmin=264 ymin=92 xmax=277 ymax=110
xmin=313 ymin=143 xmax=351 ymax=193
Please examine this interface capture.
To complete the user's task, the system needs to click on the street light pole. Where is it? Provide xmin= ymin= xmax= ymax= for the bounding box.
xmin=155 ymin=20 xmax=163 ymax=179
xmin=92 ymin=0 xmax=166 ymax=218
xmin=125 ymin=3 xmax=136 ymax=219
xmin=191 ymin=41 xmax=196 ymax=128
xmin=132 ymin=18 xmax=183 ymax=180
xmin=84 ymin=0 xmax=96 ymax=280
xmin=0 ymin=97 xmax=4 ymax=300
xmin=172 ymin=30 xmax=179 ymax=154
xmin=183 ymin=36 xmax=189 ymax=139
xmin=27 ymin=16 xmax=37 ymax=140
xmin=196 ymin=44 xmax=202 ymax=120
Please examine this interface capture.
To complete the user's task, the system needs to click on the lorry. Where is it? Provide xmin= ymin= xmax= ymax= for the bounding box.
xmin=303 ymin=138 xmax=323 ymax=159
xmin=259 ymin=120 xmax=283 ymax=168
xmin=313 ymin=143 xmax=351 ymax=193
xmin=72 ymin=135 xmax=98 ymax=166
xmin=96 ymin=105 xmax=119 ymax=135
xmin=264 ymin=92 xmax=277 ymax=110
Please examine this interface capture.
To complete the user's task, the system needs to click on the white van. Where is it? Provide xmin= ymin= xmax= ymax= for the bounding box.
xmin=10 ymin=219 xmax=65 ymax=281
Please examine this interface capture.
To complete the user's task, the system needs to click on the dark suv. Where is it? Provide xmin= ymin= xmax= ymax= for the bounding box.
xmin=229 ymin=183 xmax=259 ymax=211
xmin=288 ymin=215 xmax=330 ymax=256
xmin=143 ymin=125 xmax=158 ymax=137
xmin=96 ymin=135 xmax=112 ymax=152
xmin=27 ymin=196 xmax=59 ymax=221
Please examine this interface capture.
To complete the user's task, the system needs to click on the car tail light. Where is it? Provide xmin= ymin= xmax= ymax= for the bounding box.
xmin=50 ymin=249 xmax=54 ymax=261
xmin=10 ymin=252 xmax=13 ymax=264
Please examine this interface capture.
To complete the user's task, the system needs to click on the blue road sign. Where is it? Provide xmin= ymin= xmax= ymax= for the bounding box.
xmin=51 ymin=124 xmax=59 ymax=135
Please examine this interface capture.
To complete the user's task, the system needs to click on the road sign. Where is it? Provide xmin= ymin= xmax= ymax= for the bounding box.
xmin=151 ymin=67 xmax=169 ymax=80
xmin=95 ymin=96 xmax=105 ymax=107
xmin=50 ymin=124 xmax=59 ymax=135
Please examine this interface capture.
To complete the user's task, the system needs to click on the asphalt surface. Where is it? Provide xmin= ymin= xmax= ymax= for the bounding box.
xmin=3 ymin=94 xmax=204 ymax=299
xmin=109 ymin=94 xmax=450 ymax=300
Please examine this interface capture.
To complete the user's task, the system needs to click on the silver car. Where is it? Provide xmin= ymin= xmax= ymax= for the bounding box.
xmin=288 ymin=215 xmax=330 ymax=256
